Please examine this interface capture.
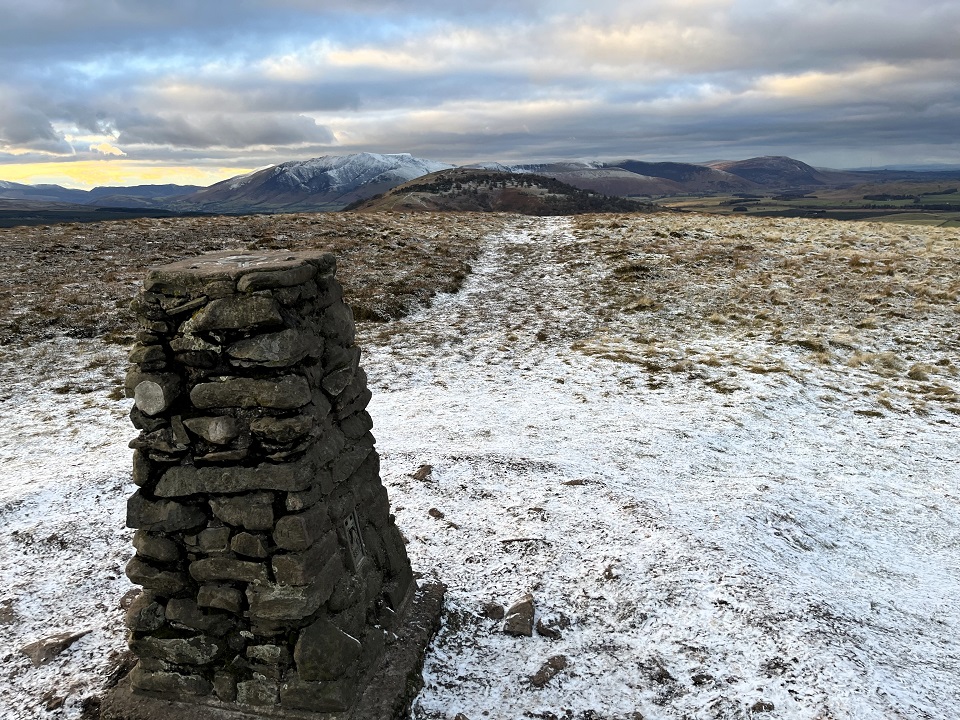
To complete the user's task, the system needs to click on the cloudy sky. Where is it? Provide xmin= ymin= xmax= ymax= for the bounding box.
xmin=1 ymin=0 xmax=958 ymax=188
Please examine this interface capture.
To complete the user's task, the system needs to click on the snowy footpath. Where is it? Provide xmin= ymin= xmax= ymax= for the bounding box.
xmin=1 ymin=216 xmax=958 ymax=719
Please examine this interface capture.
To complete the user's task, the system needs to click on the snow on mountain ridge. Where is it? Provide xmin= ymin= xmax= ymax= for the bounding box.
xmin=271 ymin=152 xmax=454 ymax=192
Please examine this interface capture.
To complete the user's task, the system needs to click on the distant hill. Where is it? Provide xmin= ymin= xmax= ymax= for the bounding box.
xmin=606 ymin=161 xmax=758 ymax=193
xmin=0 ymin=182 xmax=200 ymax=208
xmin=173 ymin=152 xmax=454 ymax=213
xmin=464 ymin=158 xmax=778 ymax=196
xmin=344 ymin=169 xmax=658 ymax=215
xmin=85 ymin=184 xmax=202 ymax=208
xmin=707 ymin=156 xmax=832 ymax=188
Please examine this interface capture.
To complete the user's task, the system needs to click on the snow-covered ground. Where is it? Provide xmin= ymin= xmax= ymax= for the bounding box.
xmin=1 ymin=216 xmax=958 ymax=719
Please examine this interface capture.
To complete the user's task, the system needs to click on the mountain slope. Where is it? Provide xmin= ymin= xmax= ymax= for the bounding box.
xmin=467 ymin=159 xmax=760 ymax=196
xmin=708 ymin=156 xmax=831 ymax=188
xmin=607 ymin=160 xmax=760 ymax=193
xmin=347 ymin=168 xmax=657 ymax=214
xmin=176 ymin=152 xmax=454 ymax=212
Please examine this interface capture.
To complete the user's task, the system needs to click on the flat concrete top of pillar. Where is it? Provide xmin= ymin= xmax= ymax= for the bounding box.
xmin=145 ymin=249 xmax=336 ymax=293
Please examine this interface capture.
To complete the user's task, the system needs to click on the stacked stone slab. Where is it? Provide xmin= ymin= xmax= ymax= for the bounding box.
xmin=122 ymin=250 xmax=415 ymax=714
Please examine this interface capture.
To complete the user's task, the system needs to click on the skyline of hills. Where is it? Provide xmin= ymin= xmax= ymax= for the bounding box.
xmin=2 ymin=152 xmax=960 ymax=225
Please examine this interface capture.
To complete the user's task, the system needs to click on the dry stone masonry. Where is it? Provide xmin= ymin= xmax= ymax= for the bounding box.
xmin=112 ymin=250 xmax=429 ymax=718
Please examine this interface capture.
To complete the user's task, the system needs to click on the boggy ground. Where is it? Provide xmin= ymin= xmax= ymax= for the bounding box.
xmin=0 ymin=211 xmax=958 ymax=719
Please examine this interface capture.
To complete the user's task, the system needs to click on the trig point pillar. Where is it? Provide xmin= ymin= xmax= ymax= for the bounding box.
xmin=101 ymin=250 xmax=444 ymax=720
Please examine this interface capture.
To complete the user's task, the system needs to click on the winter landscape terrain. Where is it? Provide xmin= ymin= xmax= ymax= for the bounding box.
xmin=0 ymin=211 xmax=958 ymax=719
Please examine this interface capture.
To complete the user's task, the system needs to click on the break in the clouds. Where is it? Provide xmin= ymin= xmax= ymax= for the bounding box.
xmin=1 ymin=0 xmax=958 ymax=184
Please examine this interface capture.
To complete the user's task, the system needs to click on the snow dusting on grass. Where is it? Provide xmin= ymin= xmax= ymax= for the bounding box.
xmin=1 ymin=214 xmax=958 ymax=719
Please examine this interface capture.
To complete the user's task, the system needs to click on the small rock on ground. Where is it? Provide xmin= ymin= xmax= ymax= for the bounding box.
xmin=503 ymin=593 xmax=535 ymax=637
xmin=20 ymin=630 xmax=91 ymax=667
xmin=529 ymin=655 xmax=569 ymax=688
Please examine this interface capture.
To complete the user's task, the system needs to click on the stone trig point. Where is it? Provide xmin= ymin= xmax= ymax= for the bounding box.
xmin=101 ymin=250 xmax=444 ymax=719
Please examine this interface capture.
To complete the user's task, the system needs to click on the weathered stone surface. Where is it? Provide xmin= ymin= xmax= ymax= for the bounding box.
xmin=195 ymin=526 xmax=231 ymax=553
xmin=133 ymin=635 xmax=222 ymax=665
xmin=20 ymin=630 xmax=91 ymax=668
xmin=129 ymin=343 xmax=167 ymax=365
xmin=340 ymin=410 xmax=374 ymax=440
xmin=196 ymin=448 xmax=249 ymax=463
xmin=310 ymin=422 xmax=346 ymax=465
xmin=334 ymin=367 xmax=368 ymax=411
xmin=481 ymin=602 xmax=506 ymax=621
xmin=336 ymin=388 xmax=372 ymax=421
xmin=155 ymin=453 xmax=320 ymax=496
xmin=133 ymin=530 xmax=180 ymax=564
xmin=535 ymin=618 xmax=562 ymax=640
xmin=382 ymin=523 xmax=412 ymax=576
xmin=213 ymin=671 xmax=237 ymax=702
xmin=127 ymin=492 xmax=207 ymax=532
xmin=197 ymin=584 xmax=243 ymax=615
xmin=183 ymin=295 xmax=283 ymax=333
xmin=129 ymin=427 xmax=189 ymax=456
xmin=190 ymin=375 xmax=311 ymax=410
xmin=175 ymin=350 xmax=220 ymax=369
xmin=165 ymin=598 xmax=234 ymax=635
xmin=529 ymin=655 xmax=568 ymax=688
xmin=294 ymin=618 xmax=362 ymax=682
xmin=285 ymin=483 xmax=325 ymax=513
xmin=314 ymin=274 xmax=343 ymax=309
xmin=236 ymin=262 xmax=318 ymax=293
xmin=125 ymin=593 xmax=165 ymax=632
xmin=133 ymin=374 xmax=181 ymax=416
xmin=236 ymin=677 xmax=279 ymax=707
xmin=189 ymin=557 xmax=270 ymax=584
xmin=365 ymin=484 xmax=391 ymax=529
xmin=182 ymin=416 xmax=238 ymax=445
xmin=249 ymin=415 xmax=314 ymax=443
xmin=230 ymin=532 xmax=270 ymax=558
xmin=130 ymin=405 xmax=167 ymax=433
xmin=320 ymin=302 xmax=356 ymax=345
xmin=331 ymin=435 xmax=375 ymax=485
xmin=169 ymin=333 xmax=218 ymax=353
xmin=125 ymin=557 xmax=188 ymax=596
xmin=227 ymin=328 xmax=317 ymax=367
xmin=145 ymin=250 xmax=333 ymax=292
xmin=271 ymin=531 xmax=338 ymax=586
xmin=209 ymin=492 xmax=274 ymax=531
xmin=247 ymin=643 xmax=290 ymax=666
xmin=164 ymin=296 xmax=208 ymax=316
xmin=273 ymin=503 xmax=330 ymax=552
xmin=129 ymin=665 xmax=212 ymax=696
xmin=321 ymin=346 xmax=360 ymax=395
xmin=247 ymin=578 xmax=333 ymax=622
xmin=170 ymin=416 xmax=190 ymax=446
xmin=280 ymin=676 xmax=355 ymax=712
xmin=328 ymin=573 xmax=365 ymax=614
xmin=503 ymin=593 xmax=535 ymax=637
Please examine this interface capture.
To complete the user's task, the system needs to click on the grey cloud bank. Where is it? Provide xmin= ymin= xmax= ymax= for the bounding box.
xmin=1 ymin=0 xmax=958 ymax=178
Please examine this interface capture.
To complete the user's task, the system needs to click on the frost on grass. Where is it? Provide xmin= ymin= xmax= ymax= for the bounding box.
xmin=1 ymin=213 xmax=959 ymax=719
xmin=569 ymin=214 xmax=960 ymax=416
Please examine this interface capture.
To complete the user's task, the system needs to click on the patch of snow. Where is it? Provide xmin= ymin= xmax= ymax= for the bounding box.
xmin=226 ymin=168 xmax=268 ymax=190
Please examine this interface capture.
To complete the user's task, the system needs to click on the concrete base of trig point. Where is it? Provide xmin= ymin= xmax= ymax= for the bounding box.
xmin=101 ymin=583 xmax=445 ymax=720
xmin=101 ymin=249 xmax=445 ymax=719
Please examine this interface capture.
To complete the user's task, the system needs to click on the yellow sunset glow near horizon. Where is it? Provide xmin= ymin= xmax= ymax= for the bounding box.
xmin=0 ymin=161 xmax=257 ymax=190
